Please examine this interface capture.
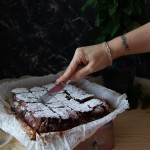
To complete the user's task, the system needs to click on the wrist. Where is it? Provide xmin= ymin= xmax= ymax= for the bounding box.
xmin=107 ymin=36 xmax=127 ymax=60
xmin=103 ymin=42 xmax=113 ymax=66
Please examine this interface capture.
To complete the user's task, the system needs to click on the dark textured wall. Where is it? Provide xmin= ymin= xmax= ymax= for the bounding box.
xmin=0 ymin=0 xmax=94 ymax=79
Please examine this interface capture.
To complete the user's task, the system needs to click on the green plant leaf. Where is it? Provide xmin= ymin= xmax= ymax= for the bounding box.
xmin=109 ymin=6 xmax=116 ymax=16
xmin=122 ymin=7 xmax=133 ymax=16
xmin=133 ymin=2 xmax=144 ymax=15
xmin=111 ymin=22 xmax=120 ymax=37
xmin=95 ymin=14 xmax=100 ymax=27
xmin=95 ymin=14 xmax=104 ymax=27
xmin=109 ymin=2 xmax=118 ymax=16
xmin=81 ymin=0 xmax=95 ymax=11
xmin=81 ymin=0 xmax=146 ymax=43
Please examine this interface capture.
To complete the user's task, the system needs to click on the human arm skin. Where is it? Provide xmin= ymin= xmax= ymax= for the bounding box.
xmin=57 ymin=22 xmax=150 ymax=83
xmin=109 ymin=22 xmax=150 ymax=59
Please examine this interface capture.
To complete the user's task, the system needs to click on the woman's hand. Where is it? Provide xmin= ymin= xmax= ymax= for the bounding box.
xmin=56 ymin=43 xmax=111 ymax=83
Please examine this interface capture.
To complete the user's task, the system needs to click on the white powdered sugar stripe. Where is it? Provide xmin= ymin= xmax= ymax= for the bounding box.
xmin=62 ymin=100 xmax=72 ymax=106
xmin=33 ymin=109 xmax=60 ymax=119
xmin=69 ymin=99 xmax=80 ymax=105
xmin=46 ymin=97 xmax=60 ymax=104
xmin=52 ymin=107 xmax=69 ymax=120
xmin=11 ymin=88 xmax=29 ymax=94
xmin=68 ymin=101 xmax=92 ymax=112
xmin=53 ymin=93 xmax=68 ymax=101
xmin=80 ymin=104 xmax=92 ymax=112
xmin=66 ymin=107 xmax=78 ymax=119
xmin=32 ymin=90 xmax=47 ymax=98
xmin=46 ymin=93 xmax=68 ymax=104
xmin=16 ymin=93 xmax=37 ymax=102
xmin=26 ymin=103 xmax=50 ymax=112
xmin=46 ymin=96 xmax=63 ymax=104
xmin=64 ymin=84 xmax=94 ymax=101
xmin=84 ymin=99 xmax=103 ymax=108
xmin=30 ymin=87 xmax=45 ymax=92
xmin=46 ymin=102 xmax=64 ymax=108
xmin=42 ymin=83 xmax=56 ymax=90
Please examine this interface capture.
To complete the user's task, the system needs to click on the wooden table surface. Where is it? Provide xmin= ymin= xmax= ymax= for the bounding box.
xmin=0 ymin=76 xmax=150 ymax=150
xmin=113 ymin=108 xmax=150 ymax=150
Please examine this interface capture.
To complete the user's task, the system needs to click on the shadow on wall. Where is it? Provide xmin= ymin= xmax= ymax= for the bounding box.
xmin=0 ymin=0 xmax=95 ymax=79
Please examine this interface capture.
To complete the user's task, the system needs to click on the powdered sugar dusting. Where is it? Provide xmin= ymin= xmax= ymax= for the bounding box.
xmin=30 ymin=87 xmax=45 ymax=92
xmin=63 ymin=84 xmax=94 ymax=101
xmin=32 ymin=90 xmax=47 ymax=98
xmin=66 ymin=107 xmax=78 ymax=119
xmin=34 ymin=109 xmax=59 ymax=119
xmin=11 ymin=88 xmax=29 ymax=94
xmin=53 ymin=93 xmax=68 ymax=101
xmin=52 ymin=107 xmax=69 ymax=119
xmin=26 ymin=103 xmax=50 ymax=112
xmin=16 ymin=93 xmax=37 ymax=102
xmin=46 ymin=96 xmax=62 ymax=104
xmin=45 ymin=92 xmax=68 ymax=104
xmin=46 ymin=102 xmax=64 ymax=108
xmin=84 ymin=99 xmax=103 ymax=108
xmin=68 ymin=102 xmax=91 ymax=112
xmin=13 ymin=84 xmax=108 ymax=115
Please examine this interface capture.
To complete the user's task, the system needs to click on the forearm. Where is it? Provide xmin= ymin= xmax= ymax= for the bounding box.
xmin=108 ymin=22 xmax=150 ymax=60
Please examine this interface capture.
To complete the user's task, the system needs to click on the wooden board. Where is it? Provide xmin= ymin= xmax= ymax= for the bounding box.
xmin=113 ymin=108 xmax=150 ymax=150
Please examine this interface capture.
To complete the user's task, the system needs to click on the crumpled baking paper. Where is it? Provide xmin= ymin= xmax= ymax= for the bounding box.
xmin=0 ymin=74 xmax=129 ymax=150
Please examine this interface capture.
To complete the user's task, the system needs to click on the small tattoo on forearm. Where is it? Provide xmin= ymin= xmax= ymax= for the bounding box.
xmin=121 ymin=34 xmax=129 ymax=51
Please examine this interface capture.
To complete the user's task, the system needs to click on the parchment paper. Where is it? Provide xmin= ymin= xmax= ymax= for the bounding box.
xmin=0 ymin=74 xmax=129 ymax=150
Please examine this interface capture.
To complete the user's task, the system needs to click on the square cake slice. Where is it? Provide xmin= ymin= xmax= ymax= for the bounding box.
xmin=11 ymin=83 xmax=112 ymax=137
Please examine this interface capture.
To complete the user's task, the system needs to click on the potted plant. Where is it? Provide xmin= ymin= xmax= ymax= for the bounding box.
xmin=81 ymin=0 xmax=146 ymax=109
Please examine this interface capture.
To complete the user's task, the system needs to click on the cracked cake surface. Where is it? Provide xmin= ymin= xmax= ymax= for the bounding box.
xmin=11 ymin=83 xmax=111 ymax=136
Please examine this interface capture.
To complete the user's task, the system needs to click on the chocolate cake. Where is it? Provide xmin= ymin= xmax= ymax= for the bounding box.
xmin=11 ymin=83 xmax=111 ymax=134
